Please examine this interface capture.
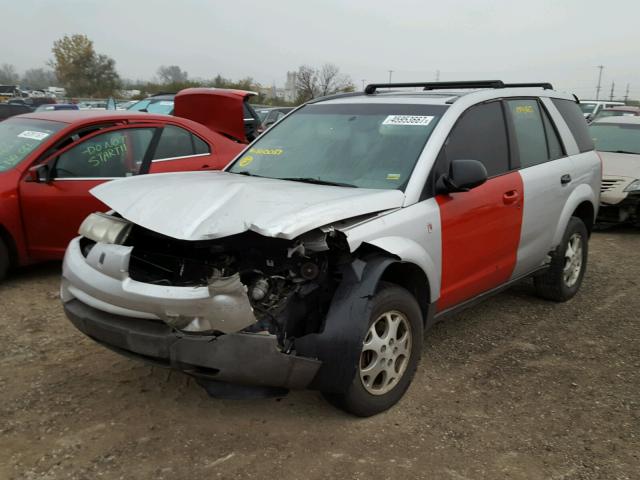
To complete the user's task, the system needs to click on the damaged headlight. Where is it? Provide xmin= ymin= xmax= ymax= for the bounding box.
xmin=624 ymin=179 xmax=640 ymax=193
xmin=79 ymin=212 xmax=132 ymax=245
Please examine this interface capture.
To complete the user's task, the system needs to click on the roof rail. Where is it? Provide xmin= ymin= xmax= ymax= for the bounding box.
xmin=364 ymin=80 xmax=554 ymax=94
xmin=306 ymin=91 xmax=366 ymax=104
xmin=502 ymin=82 xmax=553 ymax=90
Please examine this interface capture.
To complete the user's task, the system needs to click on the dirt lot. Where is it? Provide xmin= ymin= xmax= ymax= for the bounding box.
xmin=1 ymin=230 xmax=638 ymax=480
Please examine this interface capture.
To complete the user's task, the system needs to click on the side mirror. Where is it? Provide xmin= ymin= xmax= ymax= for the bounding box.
xmin=437 ymin=159 xmax=487 ymax=194
xmin=27 ymin=163 xmax=52 ymax=183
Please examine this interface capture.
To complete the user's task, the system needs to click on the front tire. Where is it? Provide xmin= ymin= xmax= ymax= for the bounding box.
xmin=534 ymin=216 xmax=589 ymax=302
xmin=323 ymin=284 xmax=423 ymax=417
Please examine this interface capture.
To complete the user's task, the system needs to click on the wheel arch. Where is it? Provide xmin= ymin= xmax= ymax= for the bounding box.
xmin=552 ymin=184 xmax=598 ymax=246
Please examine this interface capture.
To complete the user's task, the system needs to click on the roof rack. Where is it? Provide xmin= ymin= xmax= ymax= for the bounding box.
xmin=364 ymin=80 xmax=553 ymax=94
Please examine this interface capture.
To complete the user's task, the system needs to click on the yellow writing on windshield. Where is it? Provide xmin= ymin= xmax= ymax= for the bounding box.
xmin=249 ymin=147 xmax=283 ymax=156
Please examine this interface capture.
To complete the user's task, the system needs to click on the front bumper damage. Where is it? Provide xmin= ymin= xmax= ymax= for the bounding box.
xmin=61 ymin=237 xmax=321 ymax=390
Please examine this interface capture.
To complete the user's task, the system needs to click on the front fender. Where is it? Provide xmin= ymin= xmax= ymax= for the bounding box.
xmin=364 ymin=236 xmax=440 ymax=302
xmin=553 ymin=183 xmax=598 ymax=247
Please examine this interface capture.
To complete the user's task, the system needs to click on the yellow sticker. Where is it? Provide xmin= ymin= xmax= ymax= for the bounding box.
xmin=515 ymin=105 xmax=534 ymax=113
xmin=249 ymin=148 xmax=283 ymax=155
xmin=386 ymin=173 xmax=401 ymax=180
xmin=239 ymin=155 xmax=254 ymax=167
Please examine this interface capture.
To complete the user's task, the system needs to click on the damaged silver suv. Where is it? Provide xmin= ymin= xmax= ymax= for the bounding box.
xmin=62 ymin=81 xmax=601 ymax=416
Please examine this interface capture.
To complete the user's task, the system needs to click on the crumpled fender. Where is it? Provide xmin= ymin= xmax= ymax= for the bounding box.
xmin=295 ymin=256 xmax=395 ymax=393
xmin=362 ymin=236 xmax=440 ymax=302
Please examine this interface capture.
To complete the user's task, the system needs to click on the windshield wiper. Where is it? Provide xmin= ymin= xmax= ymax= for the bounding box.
xmin=232 ymin=171 xmax=265 ymax=178
xmin=602 ymin=150 xmax=640 ymax=155
xmin=280 ymin=177 xmax=357 ymax=188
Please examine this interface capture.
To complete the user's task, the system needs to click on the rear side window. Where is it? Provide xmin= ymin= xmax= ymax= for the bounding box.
xmin=552 ymin=99 xmax=595 ymax=153
xmin=153 ymin=125 xmax=210 ymax=160
xmin=443 ymin=101 xmax=510 ymax=177
xmin=541 ymin=106 xmax=564 ymax=160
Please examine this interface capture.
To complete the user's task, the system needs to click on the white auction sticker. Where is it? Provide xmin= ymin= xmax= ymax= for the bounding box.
xmin=18 ymin=131 xmax=50 ymax=141
xmin=159 ymin=101 xmax=173 ymax=106
xmin=382 ymin=115 xmax=434 ymax=126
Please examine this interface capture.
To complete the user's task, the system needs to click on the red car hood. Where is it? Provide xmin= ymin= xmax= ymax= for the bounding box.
xmin=174 ymin=88 xmax=256 ymax=143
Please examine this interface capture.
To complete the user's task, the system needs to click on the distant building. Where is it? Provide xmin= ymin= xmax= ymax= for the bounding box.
xmin=284 ymin=71 xmax=297 ymax=102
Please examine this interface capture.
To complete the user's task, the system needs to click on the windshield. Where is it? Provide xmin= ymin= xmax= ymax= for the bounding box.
xmin=128 ymin=98 xmax=174 ymax=114
xmin=580 ymin=103 xmax=597 ymax=114
xmin=228 ymin=103 xmax=446 ymax=189
xmin=0 ymin=118 xmax=64 ymax=172
xmin=589 ymin=123 xmax=640 ymax=154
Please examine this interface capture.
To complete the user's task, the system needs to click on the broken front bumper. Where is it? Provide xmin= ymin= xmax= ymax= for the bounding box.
xmin=64 ymin=299 xmax=321 ymax=389
xmin=61 ymin=237 xmax=321 ymax=389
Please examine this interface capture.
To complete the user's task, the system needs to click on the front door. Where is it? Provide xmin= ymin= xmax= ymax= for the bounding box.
xmin=435 ymin=101 xmax=523 ymax=311
xmin=19 ymin=125 xmax=158 ymax=259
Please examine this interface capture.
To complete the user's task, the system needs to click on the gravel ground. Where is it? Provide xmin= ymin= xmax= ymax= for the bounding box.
xmin=0 ymin=229 xmax=638 ymax=480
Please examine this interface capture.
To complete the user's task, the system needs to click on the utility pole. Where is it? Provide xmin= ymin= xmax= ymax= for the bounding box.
xmin=435 ymin=70 xmax=440 ymax=81
xmin=609 ymin=81 xmax=615 ymax=101
xmin=361 ymin=79 xmax=366 ymax=91
xmin=595 ymin=65 xmax=604 ymax=100
xmin=624 ymin=84 xmax=630 ymax=103
xmin=388 ymin=70 xmax=394 ymax=83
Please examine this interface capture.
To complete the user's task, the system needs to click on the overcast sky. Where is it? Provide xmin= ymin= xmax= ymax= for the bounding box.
xmin=3 ymin=0 xmax=640 ymax=98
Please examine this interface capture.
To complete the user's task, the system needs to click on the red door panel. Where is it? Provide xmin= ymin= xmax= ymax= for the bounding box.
xmin=147 ymin=153 xmax=217 ymax=174
xmin=436 ymin=171 xmax=524 ymax=311
xmin=19 ymin=178 xmax=109 ymax=260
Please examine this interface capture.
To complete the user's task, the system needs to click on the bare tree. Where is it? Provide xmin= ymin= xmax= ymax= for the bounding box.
xmin=295 ymin=64 xmax=353 ymax=102
xmin=318 ymin=63 xmax=352 ymax=96
xmin=295 ymin=65 xmax=318 ymax=102
xmin=157 ymin=65 xmax=188 ymax=84
xmin=0 ymin=63 xmax=20 ymax=84
xmin=22 ymin=68 xmax=58 ymax=90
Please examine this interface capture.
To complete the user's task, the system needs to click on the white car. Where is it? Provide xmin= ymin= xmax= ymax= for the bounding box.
xmin=590 ymin=116 xmax=640 ymax=225
xmin=61 ymin=80 xmax=601 ymax=416
xmin=579 ymin=100 xmax=625 ymax=121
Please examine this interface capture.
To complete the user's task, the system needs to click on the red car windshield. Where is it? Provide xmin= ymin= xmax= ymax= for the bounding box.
xmin=0 ymin=118 xmax=65 ymax=172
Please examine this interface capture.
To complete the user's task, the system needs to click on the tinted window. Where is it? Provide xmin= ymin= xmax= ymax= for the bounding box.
xmin=541 ymin=106 xmax=564 ymax=160
xmin=153 ymin=125 xmax=209 ymax=160
xmin=552 ymin=99 xmax=595 ymax=153
xmin=507 ymin=100 xmax=548 ymax=168
xmin=56 ymin=128 xmax=155 ymax=178
xmin=443 ymin=101 xmax=510 ymax=177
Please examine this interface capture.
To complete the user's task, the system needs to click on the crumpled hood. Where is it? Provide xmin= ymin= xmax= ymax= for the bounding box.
xmin=600 ymin=151 xmax=640 ymax=179
xmin=90 ymin=171 xmax=405 ymax=241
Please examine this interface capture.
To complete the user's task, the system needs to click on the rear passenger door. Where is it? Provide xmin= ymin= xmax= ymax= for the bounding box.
xmin=436 ymin=101 xmax=523 ymax=311
xmin=505 ymin=98 xmax=575 ymax=278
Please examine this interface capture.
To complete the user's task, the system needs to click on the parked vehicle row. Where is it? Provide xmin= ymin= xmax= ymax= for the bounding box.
xmin=0 ymin=88 xmax=256 ymax=280
xmin=59 ymin=80 xmax=601 ymax=416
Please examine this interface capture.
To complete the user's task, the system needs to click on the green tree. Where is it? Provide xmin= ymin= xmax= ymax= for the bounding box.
xmin=50 ymin=34 xmax=120 ymax=96
xmin=157 ymin=65 xmax=188 ymax=84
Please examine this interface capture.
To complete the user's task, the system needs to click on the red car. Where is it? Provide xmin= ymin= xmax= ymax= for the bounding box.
xmin=0 ymin=88 xmax=256 ymax=279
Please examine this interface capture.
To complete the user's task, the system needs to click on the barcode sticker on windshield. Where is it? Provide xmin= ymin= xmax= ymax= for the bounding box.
xmin=18 ymin=131 xmax=50 ymax=141
xmin=382 ymin=115 xmax=434 ymax=126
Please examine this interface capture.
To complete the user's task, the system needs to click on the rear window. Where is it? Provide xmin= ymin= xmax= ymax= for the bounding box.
xmin=552 ymin=99 xmax=595 ymax=153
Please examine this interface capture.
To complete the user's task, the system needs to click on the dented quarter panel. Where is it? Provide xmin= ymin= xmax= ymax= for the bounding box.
xmin=341 ymin=198 xmax=442 ymax=301
xmin=90 ymin=171 xmax=405 ymax=241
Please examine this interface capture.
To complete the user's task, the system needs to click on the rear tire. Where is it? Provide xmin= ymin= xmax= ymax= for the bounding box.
xmin=323 ymin=284 xmax=423 ymax=417
xmin=534 ymin=216 xmax=588 ymax=302
xmin=0 ymin=239 xmax=9 ymax=282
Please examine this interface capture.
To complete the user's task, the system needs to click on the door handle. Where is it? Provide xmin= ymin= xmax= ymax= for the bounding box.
xmin=561 ymin=174 xmax=572 ymax=185
xmin=503 ymin=190 xmax=519 ymax=205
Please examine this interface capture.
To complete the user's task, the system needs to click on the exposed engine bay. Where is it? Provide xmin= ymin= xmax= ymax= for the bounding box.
xmin=99 ymin=225 xmax=351 ymax=343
